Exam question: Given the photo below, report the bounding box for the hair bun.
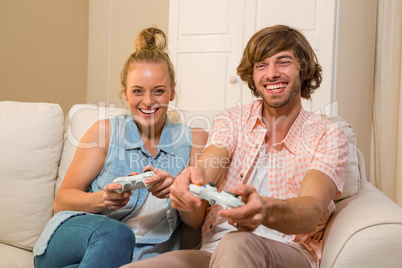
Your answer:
[134,27,168,52]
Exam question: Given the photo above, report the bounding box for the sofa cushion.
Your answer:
[325,116,360,200]
[55,104,128,192]
[0,101,64,251]
[0,243,34,268]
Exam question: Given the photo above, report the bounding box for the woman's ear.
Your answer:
[122,89,128,101]
[170,83,176,101]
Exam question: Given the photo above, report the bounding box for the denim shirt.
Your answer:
[33,114,192,262]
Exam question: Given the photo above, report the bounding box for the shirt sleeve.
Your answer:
[305,119,349,199]
[204,110,237,157]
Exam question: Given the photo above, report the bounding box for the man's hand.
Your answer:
[170,166,205,212]
[218,184,267,232]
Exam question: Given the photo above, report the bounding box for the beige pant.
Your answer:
[122,231,313,268]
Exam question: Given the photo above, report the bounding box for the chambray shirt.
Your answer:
[34,114,192,262]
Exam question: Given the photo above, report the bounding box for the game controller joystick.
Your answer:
[189,182,245,209]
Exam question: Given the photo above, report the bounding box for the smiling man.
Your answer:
[123,25,349,268]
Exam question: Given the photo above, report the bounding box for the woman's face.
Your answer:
[123,61,175,131]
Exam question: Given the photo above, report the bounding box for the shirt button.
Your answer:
[254,144,258,149]
[240,173,244,178]
[210,225,213,229]
[167,210,171,215]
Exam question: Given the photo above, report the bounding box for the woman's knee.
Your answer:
[93,217,136,249]
[68,215,135,251]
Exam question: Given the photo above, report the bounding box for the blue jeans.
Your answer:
[34,214,136,268]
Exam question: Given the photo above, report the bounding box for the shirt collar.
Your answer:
[247,100,266,130]
[249,100,307,155]
[124,115,174,156]
[281,108,308,155]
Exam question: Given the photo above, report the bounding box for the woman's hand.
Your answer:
[103,182,133,211]
[143,166,175,199]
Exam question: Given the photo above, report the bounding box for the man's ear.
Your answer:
[170,83,176,102]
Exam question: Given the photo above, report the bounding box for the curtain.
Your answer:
[370,0,402,205]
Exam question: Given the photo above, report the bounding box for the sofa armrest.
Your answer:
[321,181,402,267]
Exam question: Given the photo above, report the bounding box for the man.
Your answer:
[123,25,349,268]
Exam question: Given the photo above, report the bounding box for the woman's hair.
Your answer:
[120,27,175,94]
[237,25,322,100]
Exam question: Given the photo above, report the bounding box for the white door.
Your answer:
[168,0,247,111]
[169,0,337,115]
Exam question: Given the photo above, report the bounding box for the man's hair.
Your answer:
[237,25,322,100]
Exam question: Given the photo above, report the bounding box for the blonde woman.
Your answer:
[33,27,207,267]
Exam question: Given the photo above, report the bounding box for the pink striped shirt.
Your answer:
[202,100,349,264]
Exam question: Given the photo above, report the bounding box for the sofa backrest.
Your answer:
[0,101,64,251]
[58,104,360,201]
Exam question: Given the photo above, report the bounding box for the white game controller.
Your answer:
[113,171,156,193]
[189,182,245,209]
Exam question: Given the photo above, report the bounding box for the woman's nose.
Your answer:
[142,92,153,106]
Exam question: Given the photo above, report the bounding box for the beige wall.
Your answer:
[336,0,377,176]
[0,0,89,114]
[0,0,170,115]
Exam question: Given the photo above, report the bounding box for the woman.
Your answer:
[33,27,208,268]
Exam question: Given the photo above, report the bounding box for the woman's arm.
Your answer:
[53,119,131,214]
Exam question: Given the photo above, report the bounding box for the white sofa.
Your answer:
[1,101,402,268]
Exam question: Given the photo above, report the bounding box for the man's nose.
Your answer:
[266,64,280,81]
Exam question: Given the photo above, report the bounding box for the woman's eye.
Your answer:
[154,89,165,95]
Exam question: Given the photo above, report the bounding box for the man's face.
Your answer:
[252,50,301,109]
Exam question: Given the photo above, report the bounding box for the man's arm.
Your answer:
[219,169,337,234]
[171,144,230,229]
[263,169,337,234]
[196,144,230,187]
